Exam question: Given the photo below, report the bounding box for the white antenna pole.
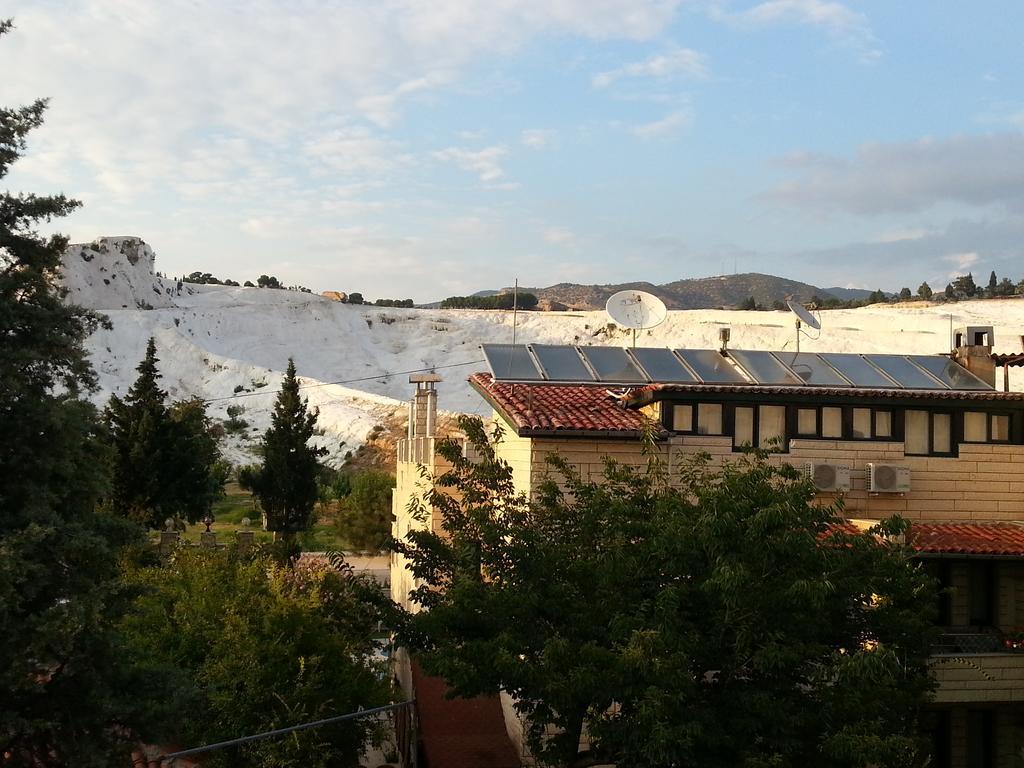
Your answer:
[795,318,801,353]
[512,278,518,345]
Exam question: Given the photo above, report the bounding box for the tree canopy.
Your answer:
[249,359,327,541]
[104,338,225,528]
[0,19,160,763]
[395,417,937,768]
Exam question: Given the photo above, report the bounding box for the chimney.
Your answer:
[952,325,996,387]
[408,374,442,438]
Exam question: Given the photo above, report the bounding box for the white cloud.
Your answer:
[592,47,709,89]
[768,133,1024,214]
[715,0,879,58]
[944,251,980,276]
[542,226,576,245]
[521,129,556,149]
[630,111,690,139]
[433,146,509,181]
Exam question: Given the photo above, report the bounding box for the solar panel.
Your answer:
[819,353,898,388]
[578,346,648,383]
[675,349,748,384]
[531,344,595,382]
[866,355,948,389]
[628,347,699,383]
[728,350,804,386]
[481,343,544,380]
[775,352,852,386]
[909,355,992,390]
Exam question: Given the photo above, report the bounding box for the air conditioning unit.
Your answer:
[866,463,911,493]
[804,462,851,492]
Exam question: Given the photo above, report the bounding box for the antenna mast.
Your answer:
[512,278,518,346]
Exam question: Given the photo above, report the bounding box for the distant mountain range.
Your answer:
[454,274,874,311]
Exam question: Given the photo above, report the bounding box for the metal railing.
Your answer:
[931,629,1011,655]
[159,700,416,765]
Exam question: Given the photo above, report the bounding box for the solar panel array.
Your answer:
[480,344,993,391]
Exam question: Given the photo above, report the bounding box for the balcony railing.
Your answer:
[931,628,1022,655]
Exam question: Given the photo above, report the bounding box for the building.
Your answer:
[392,327,1024,768]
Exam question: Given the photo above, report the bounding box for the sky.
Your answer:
[3,1,1024,302]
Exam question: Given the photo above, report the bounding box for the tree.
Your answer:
[0,20,165,763]
[898,287,912,300]
[917,281,933,300]
[120,548,393,768]
[105,339,224,528]
[250,359,327,544]
[334,470,394,551]
[256,274,281,289]
[988,270,997,295]
[348,291,364,304]
[395,417,937,768]
[951,273,977,298]
[739,296,757,310]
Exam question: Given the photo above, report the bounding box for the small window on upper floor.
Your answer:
[852,408,872,438]
[964,411,1011,443]
[697,403,724,435]
[906,409,954,456]
[759,405,786,451]
[673,404,693,433]
[822,407,843,438]
[796,408,817,436]
[875,410,893,439]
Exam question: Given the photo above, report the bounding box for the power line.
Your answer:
[200,359,486,405]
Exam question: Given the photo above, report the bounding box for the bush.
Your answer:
[439,292,538,310]
[334,470,394,551]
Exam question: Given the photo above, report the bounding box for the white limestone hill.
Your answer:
[60,237,1024,466]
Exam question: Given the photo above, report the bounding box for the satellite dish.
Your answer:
[606,290,667,347]
[786,299,821,331]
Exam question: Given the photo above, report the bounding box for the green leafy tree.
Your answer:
[250,359,327,543]
[105,339,224,528]
[899,286,913,300]
[256,274,281,289]
[951,273,977,298]
[739,295,757,310]
[334,470,394,551]
[120,548,393,768]
[0,20,166,763]
[348,291,364,304]
[917,281,933,300]
[395,417,937,768]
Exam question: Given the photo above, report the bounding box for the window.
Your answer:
[697,404,723,435]
[964,411,1011,443]
[796,408,817,436]
[905,410,954,456]
[968,562,996,627]
[966,709,994,768]
[852,408,872,438]
[875,410,893,438]
[905,410,929,455]
[964,411,987,442]
[759,405,786,450]
[734,407,754,448]
[672,404,693,432]
[822,407,843,438]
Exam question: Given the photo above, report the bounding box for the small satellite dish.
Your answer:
[606,290,668,347]
[786,299,821,331]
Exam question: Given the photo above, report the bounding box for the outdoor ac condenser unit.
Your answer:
[865,463,911,493]
[804,462,851,492]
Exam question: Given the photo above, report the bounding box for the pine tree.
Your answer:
[898,287,912,300]
[251,359,327,545]
[105,338,224,528]
[0,20,160,762]
[917,281,933,300]
[988,270,998,295]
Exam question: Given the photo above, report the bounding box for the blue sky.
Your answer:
[4,1,1024,301]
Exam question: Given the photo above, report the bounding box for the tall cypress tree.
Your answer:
[105,338,224,529]
[251,359,326,544]
[0,19,159,763]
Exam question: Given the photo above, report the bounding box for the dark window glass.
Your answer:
[531,345,594,381]
[481,343,544,380]
[676,349,748,384]
[968,562,996,627]
[966,709,994,768]
[630,347,698,383]
[579,346,647,383]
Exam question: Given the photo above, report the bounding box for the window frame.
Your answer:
[904,409,956,458]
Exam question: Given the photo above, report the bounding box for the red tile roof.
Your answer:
[626,382,1024,403]
[412,661,520,768]
[910,523,1024,556]
[469,373,664,437]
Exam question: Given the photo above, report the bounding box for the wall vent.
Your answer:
[804,462,851,492]
[866,463,911,493]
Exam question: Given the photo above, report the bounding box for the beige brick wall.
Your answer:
[492,430,1024,525]
[933,655,1024,703]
